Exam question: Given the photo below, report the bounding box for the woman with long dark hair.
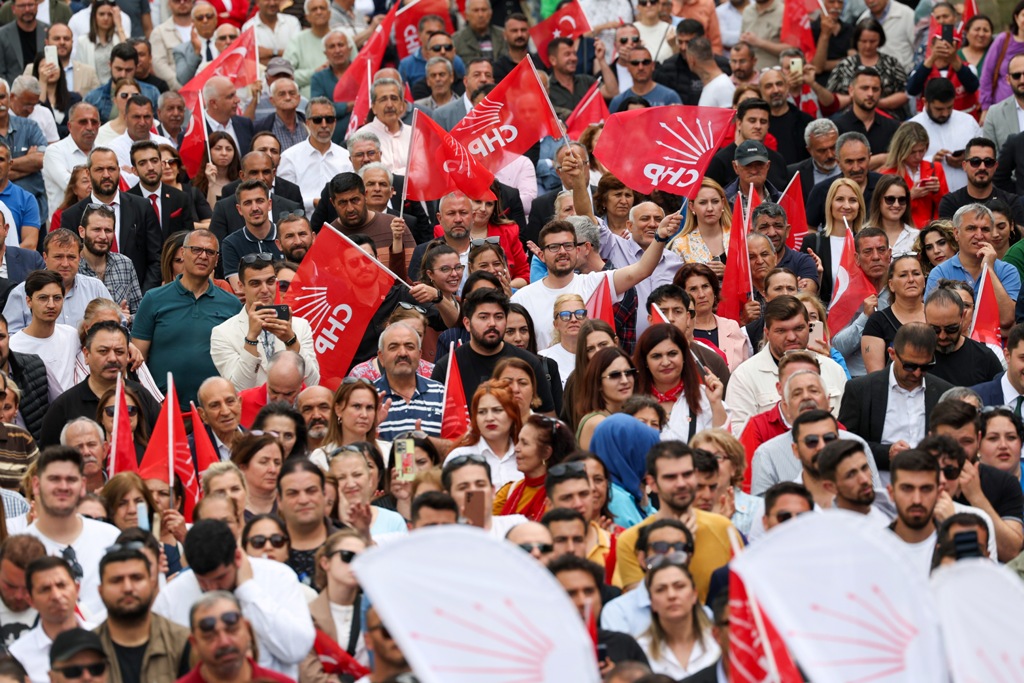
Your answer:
[192,131,241,208]
[562,319,620,429]
[575,347,636,450]
[865,174,919,255]
[30,54,81,138]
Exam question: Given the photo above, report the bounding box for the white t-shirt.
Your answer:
[511,271,619,350]
[10,324,81,394]
[894,530,937,578]
[329,603,369,666]
[698,73,737,108]
[538,344,576,389]
[0,601,36,651]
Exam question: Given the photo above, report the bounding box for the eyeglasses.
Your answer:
[518,542,553,554]
[193,11,216,20]
[309,115,337,124]
[197,610,243,633]
[428,263,465,275]
[117,92,136,99]
[470,236,501,247]
[649,541,693,555]
[51,663,107,679]
[186,245,218,257]
[603,368,638,382]
[429,43,454,52]
[556,309,588,322]
[629,58,653,66]
[801,432,839,448]
[278,209,305,221]
[774,510,810,523]
[240,252,275,265]
[278,280,290,292]
[895,353,936,373]
[446,453,487,469]
[966,157,996,168]
[161,158,180,167]
[618,36,642,44]
[103,405,138,417]
[327,548,358,563]
[548,461,587,478]
[930,323,961,336]
[882,195,908,206]
[248,533,289,550]
[941,465,961,480]
[647,550,691,571]
[542,241,578,253]
[62,546,83,581]
[1009,71,1024,80]
[398,301,427,313]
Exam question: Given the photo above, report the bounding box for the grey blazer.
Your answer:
[0,21,46,84]
[430,98,468,131]
[983,96,1022,154]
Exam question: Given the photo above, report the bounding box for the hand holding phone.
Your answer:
[464,490,486,528]
[395,439,416,481]
[256,304,291,320]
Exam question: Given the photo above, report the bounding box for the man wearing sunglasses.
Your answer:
[46,629,109,683]
[277,98,353,216]
[839,323,953,475]
[981,53,1024,152]
[924,287,1005,387]
[399,17,465,93]
[154,520,315,678]
[609,47,682,112]
[940,138,1024,225]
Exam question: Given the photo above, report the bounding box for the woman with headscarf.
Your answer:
[589,413,662,528]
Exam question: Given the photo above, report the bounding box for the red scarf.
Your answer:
[651,381,685,404]
[501,474,548,521]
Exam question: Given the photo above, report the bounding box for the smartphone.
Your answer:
[789,57,803,74]
[941,24,954,43]
[45,45,58,66]
[464,490,486,528]
[137,502,150,532]
[950,149,964,157]
[808,320,825,347]
[596,643,608,662]
[395,438,416,481]
[256,304,291,320]
[953,530,982,560]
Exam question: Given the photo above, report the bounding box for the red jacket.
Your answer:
[881,161,948,228]
[176,658,295,683]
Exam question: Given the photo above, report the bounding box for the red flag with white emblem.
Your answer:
[565,78,610,140]
[530,0,591,67]
[108,374,138,477]
[394,0,454,59]
[970,265,1002,346]
[406,110,495,200]
[827,227,876,333]
[593,105,735,198]
[333,0,399,101]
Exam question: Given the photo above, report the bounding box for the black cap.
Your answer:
[50,629,106,666]
[734,140,770,166]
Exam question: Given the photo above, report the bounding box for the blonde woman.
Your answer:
[690,429,764,537]
[879,122,948,228]
[668,178,731,280]
[539,294,587,388]
[800,177,866,305]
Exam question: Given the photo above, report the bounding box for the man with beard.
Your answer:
[39,320,160,447]
[328,172,414,276]
[493,14,540,83]
[108,98,174,187]
[153,520,314,678]
[210,151,304,252]
[76,204,142,316]
[0,534,46,649]
[818,438,895,523]
[95,545,190,682]
[804,132,882,231]
[373,322,444,440]
[43,103,99,220]
[221,181,284,292]
[297,386,333,451]
[614,442,734,600]
[941,138,1023,223]
[59,418,108,492]
[923,287,1004,387]
[274,214,314,264]
[784,409,842,510]
[24,447,121,621]
[431,288,557,414]
[982,53,1024,151]
[908,79,980,193]
[887,449,942,576]
[277,98,353,215]
[829,67,899,170]
[125,139,192,241]
[751,203,819,292]
[359,606,412,683]
[759,67,814,165]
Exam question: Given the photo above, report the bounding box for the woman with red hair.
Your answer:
[443,381,524,489]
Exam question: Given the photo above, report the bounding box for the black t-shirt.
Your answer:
[597,629,649,667]
[431,342,556,413]
[938,186,1024,225]
[288,547,318,586]
[862,307,903,350]
[829,110,901,159]
[769,107,815,166]
[930,338,1004,386]
[18,28,36,74]
[811,18,854,86]
[957,464,1024,522]
[113,642,148,683]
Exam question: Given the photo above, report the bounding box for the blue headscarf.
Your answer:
[589,413,661,512]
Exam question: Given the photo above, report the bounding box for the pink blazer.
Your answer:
[715,315,751,370]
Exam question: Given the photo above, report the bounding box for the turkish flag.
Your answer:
[650,302,671,326]
[394,0,453,59]
[283,225,397,389]
[138,378,203,521]
[178,95,208,178]
[314,629,371,678]
[779,173,809,251]
[530,0,591,67]
[440,342,471,440]
[593,105,735,198]
[345,61,372,140]
[450,58,563,175]
[960,0,977,28]
[728,568,802,683]
[585,275,616,330]
[189,401,220,475]
[718,193,755,322]
[780,0,818,60]
[178,26,258,107]
[406,110,495,201]
[970,265,1002,347]
[108,374,138,478]
[565,79,610,140]
[334,1,399,102]
[827,228,875,333]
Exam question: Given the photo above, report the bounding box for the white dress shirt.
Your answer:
[355,119,411,175]
[9,617,97,683]
[108,130,175,187]
[277,138,354,214]
[88,191,123,249]
[243,12,301,55]
[28,106,59,144]
[909,109,982,193]
[880,364,926,446]
[42,135,89,217]
[206,113,239,150]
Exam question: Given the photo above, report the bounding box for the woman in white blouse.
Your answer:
[443,380,523,489]
[76,0,127,84]
[540,294,587,388]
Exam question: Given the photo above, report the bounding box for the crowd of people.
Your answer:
[0,0,1017,680]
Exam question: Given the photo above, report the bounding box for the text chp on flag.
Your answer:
[394,0,453,59]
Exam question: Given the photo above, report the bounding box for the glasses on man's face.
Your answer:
[542,241,578,253]
[618,35,641,44]
[774,510,809,523]
[103,405,138,417]
[309,115,337,124]
[895,353,936,373]
[428,263,465,275]
[248,533,288,550]
[801,432,838,448]
[941,464,961,480]
[602,368,637,382]
[429,43,455,52]
[556,309,587,322]
[1009,71,1024,80]
[518,542,553,554]
[51,663,107,679]
[187,245,218,257]
[629,58,653,66]
[930,323,961,336]
[966,157,996,168]
[882,195,908,206]
[197,610,243,633]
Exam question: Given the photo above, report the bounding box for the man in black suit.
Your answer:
[787,118,841,204]
[126,140,193,241]
[0,212,44,285]
[59,148,162,291]
[199,75,255,156]
[838,323,953,473]
[218,131,305,206]
[805,131,881,229]
[210,152,303,248]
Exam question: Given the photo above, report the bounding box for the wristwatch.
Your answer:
[654,231,671,243]
[433,288,443,303]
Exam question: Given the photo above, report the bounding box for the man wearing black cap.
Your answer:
[724,139,783,207]
[49,628,109,683]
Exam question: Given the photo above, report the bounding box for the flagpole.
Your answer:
[167,373,175,511]
[198,92,212,163]
[328,223,412,288]
[654,23,671,64]
[441,340,455,429]
[527,55,573,149]
[110,374,123,480]
[572,76,603,120]
[400,109,417,220]
[970,264,987,336]
[745,182,754,297]
[395,0,422,15]
[779,169,799,201]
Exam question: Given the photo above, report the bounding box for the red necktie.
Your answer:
[108,203,118,253]
[149,193,161,227]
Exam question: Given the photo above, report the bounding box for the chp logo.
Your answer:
[459,101,518,157]
[440,134,478,175]
[289,285,354,354]
[645,115,721,192]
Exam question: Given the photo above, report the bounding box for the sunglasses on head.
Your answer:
[240,252,275,265]
[197,610,243,633]
[470,236,501,247]
[396,430,429,440]
[603,368,637,382]
[801,432,838,448]
[446,453,487,469]
[278,209,305,221]
[398,301,427,313]
[556,309,587,322]
[882,195,908,206]
[342,376,375,387]
[103,405,138,417]
[966,157,996,168]
[248,533,288,550]
[52,663,107,679]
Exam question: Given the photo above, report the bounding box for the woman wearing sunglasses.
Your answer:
[861,254,926,374]
[576,347,637,451]
[494,415,576,522]
[562,320,620,429]
[96,385,150,465]
[309,379,390,471]
[242,514,318,601]
[540,294,587,389]
[638,557,720,678]
[445,381,523,489]
[865,175,920,256]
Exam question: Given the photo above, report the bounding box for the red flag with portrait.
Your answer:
[529,0,591,67]
[406,110,495,200]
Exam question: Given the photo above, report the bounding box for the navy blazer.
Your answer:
[971,374,1008,407]
[178,116,255,157]
[4,246,45,284]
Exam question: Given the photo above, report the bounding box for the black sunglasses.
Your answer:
[966,157,996,168]
[105,541,145,554]
[618,36,642,44]
[309,115,337,124]
[649,540,693,555]
[896,353,936,373]
[882,195,908,206]
[930,323,961,336]
[197,610,243,633]
[248,533,289,550]
[396,430,429,440]
[52,663,107,679]
[428,43,454,52]
[327,549,358,563]
[446,453,487,469]
[629,58,653,66]
[802,432,839,448]
[103,405,138,417]
[548,461,587,478]
[941,465,961,480]
[518,542,553,554]
[775,510,809,523]
[240,252,275,265]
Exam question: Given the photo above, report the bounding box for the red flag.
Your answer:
[108,375,138,478]
[345,61,372,140]
[565,79,610,140]
[450,58,563,175]
[406,110,496,201]
[728,568,802,683]
[827,228,875,333]
[718,193,755,322]
[314,629,371,678]
[178,26,258,107]
[284,225,398,389]
[403,81,414,104]
[970,265,1002,346]
[440,342,471,440]
[394,0,453,59]
[178,95,208,178]
[189,401,221,475]
[960,0,977,28]
[593,105,735,198]
[585,275,616,330]
[333,1,399,102]
[529,0,591,67]
[650,302,671,326]
[138,379,203,521]
[779,173,809,251]
[780,0,818,60]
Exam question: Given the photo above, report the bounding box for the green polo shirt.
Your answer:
[132,276,242,408]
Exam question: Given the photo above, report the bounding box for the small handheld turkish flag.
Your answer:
[530,0,591,67]
[827,225,876,333]
[970,265,1002,347]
